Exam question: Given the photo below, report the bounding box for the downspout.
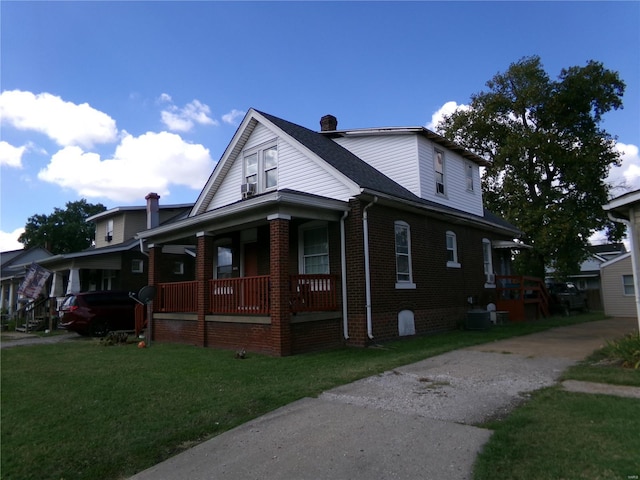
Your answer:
[608,212,640,332]
[340,210,349,339]
[363,196,378,339]
[139,239,149,256]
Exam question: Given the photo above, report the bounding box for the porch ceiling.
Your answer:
[137,190,349,245]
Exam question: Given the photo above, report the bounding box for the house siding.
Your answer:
[601,255,635,317]
[334,135,420,194]
[416,137,483,217]
[207,122,353,211]
[336,135,483,217]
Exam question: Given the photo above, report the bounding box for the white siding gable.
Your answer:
[334,135,420,194]
[417,136,483,216]
[336,134,484,217]
[205,121,354,211]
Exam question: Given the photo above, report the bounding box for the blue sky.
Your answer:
[1,1,639,250]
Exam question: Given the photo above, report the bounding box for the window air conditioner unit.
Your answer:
[486,273,495,284]
[241,182,256,198]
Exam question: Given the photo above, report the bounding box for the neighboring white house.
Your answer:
[600,252,635,317]
[603,189,640,329]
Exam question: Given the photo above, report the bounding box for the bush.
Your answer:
[603,333,640,369]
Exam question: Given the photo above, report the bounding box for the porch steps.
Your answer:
[15,316,47,333]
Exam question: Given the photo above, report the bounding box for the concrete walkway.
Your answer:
[129,317,637,480]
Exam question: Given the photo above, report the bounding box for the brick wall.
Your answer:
[153,318,199,345]
[347,201,506,343]
[206,321,273,354]
[291,317,343,354]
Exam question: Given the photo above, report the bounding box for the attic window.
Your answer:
[434,149,445,196]
[105,219,114,242]
[466,163,474,191]
[243,142,278,194]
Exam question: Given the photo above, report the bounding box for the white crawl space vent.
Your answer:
[398,310,415,336]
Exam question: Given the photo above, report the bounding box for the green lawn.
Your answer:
[474,330,640,480]
[1,312,635,480]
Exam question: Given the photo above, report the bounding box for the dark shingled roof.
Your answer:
[257,110,520,234]
[258,111,420,202]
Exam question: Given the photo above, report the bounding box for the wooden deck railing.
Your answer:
[496,275,550,321]
[209,275,270,314]
[290,274,339,312]
[155,274,340,315]
[156,281,197,312]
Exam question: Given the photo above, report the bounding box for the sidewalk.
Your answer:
[129,317,637,480]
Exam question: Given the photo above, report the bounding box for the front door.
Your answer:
[242,243,260,310]
[243,243,258,277]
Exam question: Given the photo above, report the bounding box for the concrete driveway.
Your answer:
[124,317,634,480]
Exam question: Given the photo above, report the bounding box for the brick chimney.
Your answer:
[145,192,160,229]
[320,114,338,132]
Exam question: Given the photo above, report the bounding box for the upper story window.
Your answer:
[466,163,474,191]
[105,219,114,242]
[434,149,445,196]
[623,275,634,296]
[300,223,329,274]
[482,238,495,286]
[446,231,460,268]
[243,142,278,194]
[395,221,415,289]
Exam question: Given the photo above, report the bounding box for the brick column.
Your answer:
[269,215,291,356]
[196,232,214,347]
[345,199,368,346]
[148,244,162,342]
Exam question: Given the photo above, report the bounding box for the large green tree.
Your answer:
[438,56,626,279]
[18,199,107,254]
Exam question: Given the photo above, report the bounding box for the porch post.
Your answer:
[196,232,214,347]
[66,268,80,294]
[8,282,16,315]
[268,214,291,356]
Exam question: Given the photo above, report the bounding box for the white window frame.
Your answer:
[483,238,495,287]
[622,274,634,296]
[101,269,116,290]
[446,231,460,268]
[243,140,278,194]
[465,162,474,192]
[173,261,185,275]
[105,219,114,242]
[131,259,144,273]
[395,221,416,289]
[214,239,233,279]
[434,149,446,196]
[298,221,329,275]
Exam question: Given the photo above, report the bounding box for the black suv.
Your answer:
[546,282,588,316]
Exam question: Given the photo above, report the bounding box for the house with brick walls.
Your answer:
[136,109,524,356]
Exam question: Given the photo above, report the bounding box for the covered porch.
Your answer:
[142,191,351,356]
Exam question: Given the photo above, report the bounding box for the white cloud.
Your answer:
[159,97,218,132]
[607,142,640,194]
[0,141,26,168]
[0,90,118,148]
[37,131,215,202]
[425,101,470,131]
[0,227,25,252]
[222,109,245,126]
